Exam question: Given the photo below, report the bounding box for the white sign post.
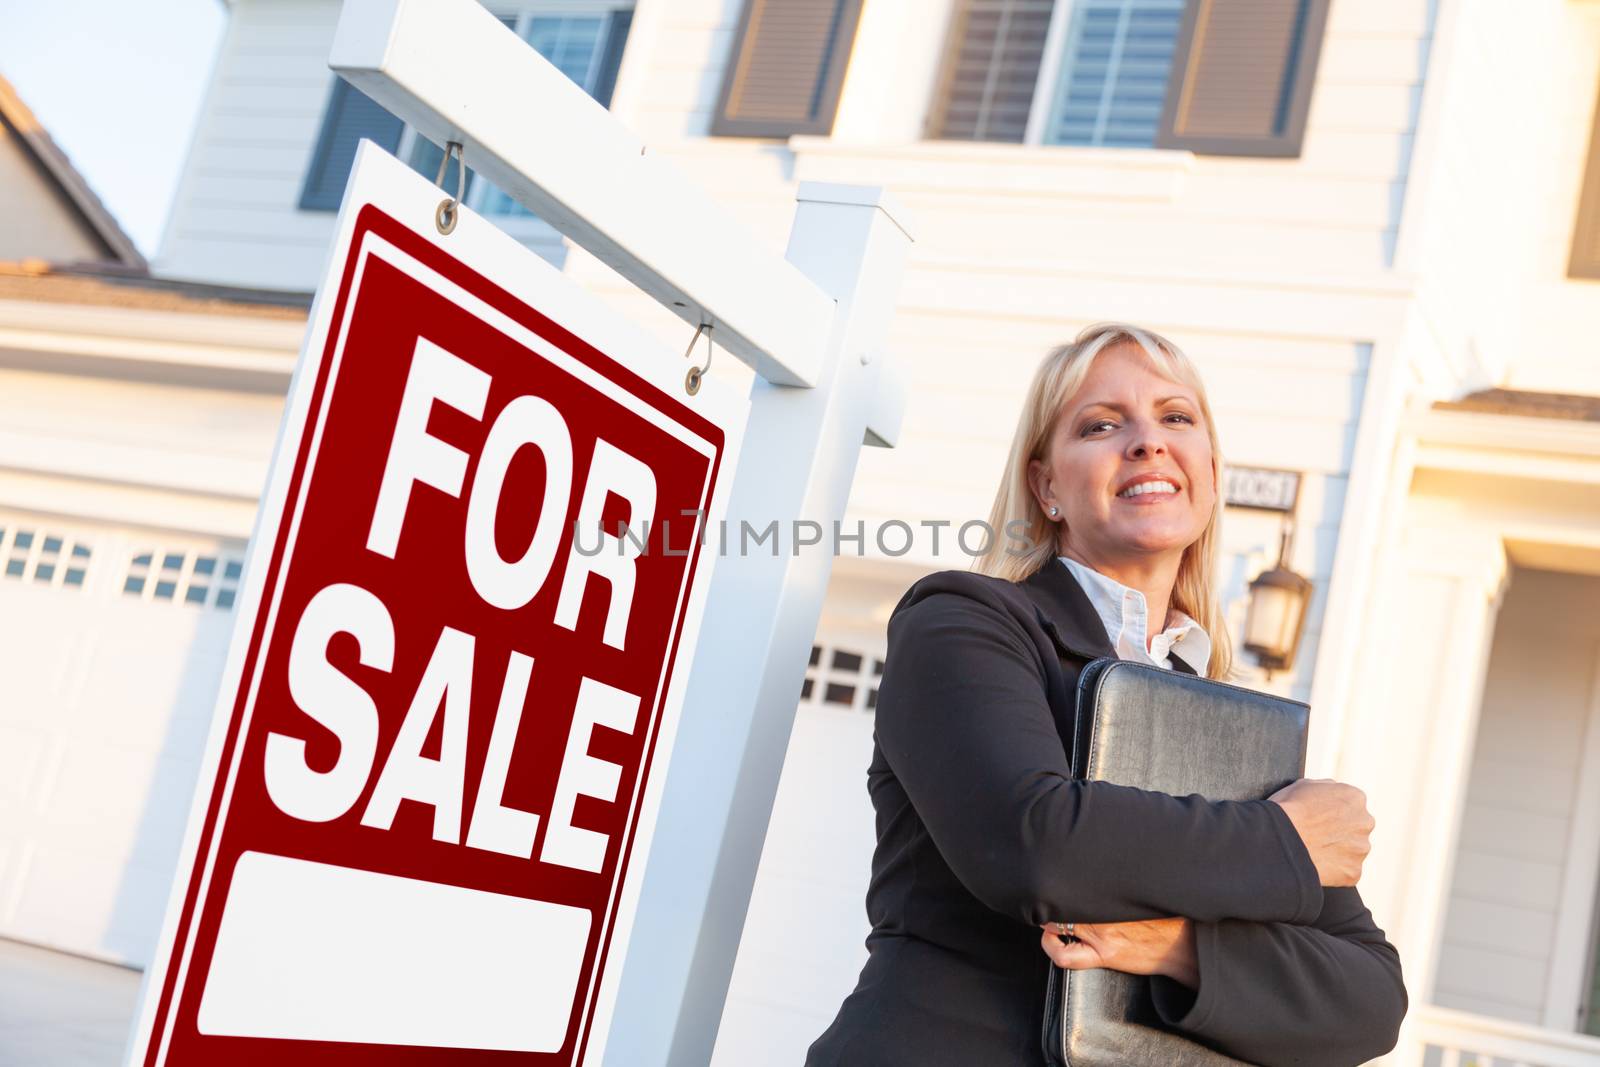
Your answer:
[326,3,912,1065]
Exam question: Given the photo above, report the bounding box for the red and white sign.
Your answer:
[126,143,744,1066]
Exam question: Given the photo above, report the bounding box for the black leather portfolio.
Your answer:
[1042,658,1310,1067]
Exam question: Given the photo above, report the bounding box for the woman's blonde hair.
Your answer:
[973,322,1233,680]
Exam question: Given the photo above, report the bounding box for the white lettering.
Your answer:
[464,651,541,859]
[361,626,475,843]
[367,338,489,558]
[554,438,656,650]
[464,395,573,610]
[265,583,394,823]
[540,677,640,873]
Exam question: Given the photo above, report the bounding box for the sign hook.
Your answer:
[433,141,465,235]
[682,322,714,396]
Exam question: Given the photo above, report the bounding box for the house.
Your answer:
[5,1,1600,1064]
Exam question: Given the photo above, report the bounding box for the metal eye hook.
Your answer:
[434,140,465,235]
[682,322,714,396]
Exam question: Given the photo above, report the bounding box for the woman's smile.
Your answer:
[1114,476,1182,503]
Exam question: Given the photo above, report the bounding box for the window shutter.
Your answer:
[1155,0,1330,158]
[1570,83,1600,280]
[711,0,865,138]
[298,79,404,211]
[929,0,1055,143]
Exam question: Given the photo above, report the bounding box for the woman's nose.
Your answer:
[1126,426,1167,460]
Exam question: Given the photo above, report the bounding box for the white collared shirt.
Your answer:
[1057,556,1212,674]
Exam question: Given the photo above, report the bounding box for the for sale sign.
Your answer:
[126,143,743,1066]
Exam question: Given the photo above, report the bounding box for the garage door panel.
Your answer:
[73,636,224,745]
[9,841,135,956]
[0,611,77,726]
[41,744,167,836]
[0,723,47,807]
[0,509,246,965]
[98,859,176,965]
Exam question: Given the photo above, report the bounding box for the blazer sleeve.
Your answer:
[874,586,1323,927]
[1148,888,1408,1067]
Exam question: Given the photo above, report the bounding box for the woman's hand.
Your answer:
[1040,917,1199,989]
[1268,778,1375,887]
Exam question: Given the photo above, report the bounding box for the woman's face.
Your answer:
[1028,342,1216,569]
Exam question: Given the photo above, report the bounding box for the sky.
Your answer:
[0,0,227,257]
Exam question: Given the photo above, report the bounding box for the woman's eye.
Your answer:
[1164,412,1195,425]
[1081,419,1115,436]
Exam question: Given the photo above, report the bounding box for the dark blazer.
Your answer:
[804,561,1406,1066]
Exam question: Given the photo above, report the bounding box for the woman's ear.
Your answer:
[1026,457,1054,517]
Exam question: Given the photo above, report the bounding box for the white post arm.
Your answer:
[328,0,834,387]
[600,186,913,1067]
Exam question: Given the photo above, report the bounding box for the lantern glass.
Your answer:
[1243,566,1313,670]
[1244,582,1297,656]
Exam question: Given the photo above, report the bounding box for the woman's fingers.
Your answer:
[1040,928,1105,970]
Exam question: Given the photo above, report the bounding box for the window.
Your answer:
[1043,0,1187,147]
[930,0,1331,157]
[468,8,634,216]
[123,548,244,611]
[929,0,1055,142]
[0,525,93,589]
[799,642,884,712]
[300,3,633,216]
[299,80,405,212]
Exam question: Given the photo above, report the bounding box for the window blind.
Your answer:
[298,80,404,212]
[930,0,1055,143]
[1044,0,1187,147]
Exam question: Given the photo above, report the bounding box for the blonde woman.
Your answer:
[806,324,1405,1066]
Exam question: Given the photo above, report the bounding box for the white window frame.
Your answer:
[395,0,633,242]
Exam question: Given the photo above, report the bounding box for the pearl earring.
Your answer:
[1048,506,1059,517]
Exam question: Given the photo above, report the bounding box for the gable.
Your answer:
[0,77,144,269]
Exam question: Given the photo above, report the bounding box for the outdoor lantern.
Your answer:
[1243,527,1314,674]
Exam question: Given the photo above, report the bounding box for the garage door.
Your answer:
[714,637,885,1066]
[0,509,245,966]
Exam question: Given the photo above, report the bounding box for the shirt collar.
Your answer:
[1055,556,1212,674]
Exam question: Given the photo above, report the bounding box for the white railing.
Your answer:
[1392,1004,1600,1067]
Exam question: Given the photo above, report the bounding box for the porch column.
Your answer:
[1333,524,1507,1062]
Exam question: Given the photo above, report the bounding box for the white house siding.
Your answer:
[1434,568,1600,1027]
[154,0,344,290]
[1399,0,1600,397]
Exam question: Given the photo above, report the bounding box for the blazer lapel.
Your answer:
[1019,558,1117,663]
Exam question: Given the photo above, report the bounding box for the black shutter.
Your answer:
[1570,82,1600,280]
[928,0,1055,143]
[1155,0,1331,158]
[711,0,865,138]
[298,79,404,211]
